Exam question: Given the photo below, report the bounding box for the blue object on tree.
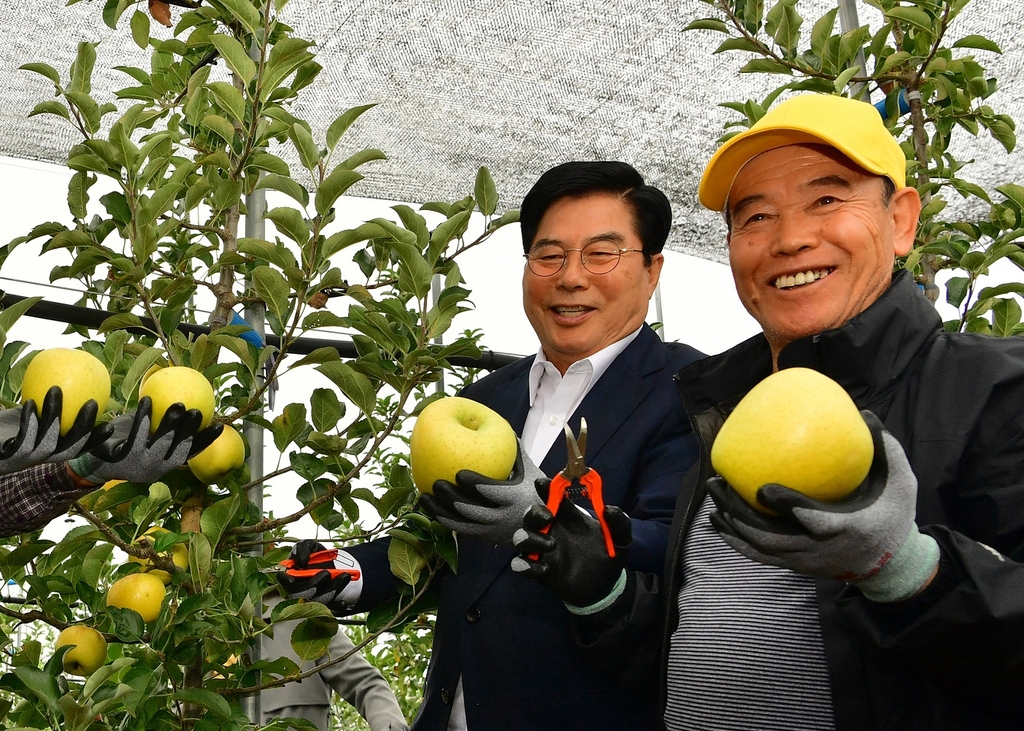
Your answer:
[230,311,266,348]
[874,89,912,121]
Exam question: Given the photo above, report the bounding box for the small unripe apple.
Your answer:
[55,625,108,676]
[106,572,167,623]
[138,366,215,433]
[21,348,111,435]
[409,396,517,494]
[187,425,245,484]
[711,367,874,512]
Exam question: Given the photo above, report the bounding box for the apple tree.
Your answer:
[0,0,517,728]
[688,0,1024,334]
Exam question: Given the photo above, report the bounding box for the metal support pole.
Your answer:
[838,0,870,101]
[240,183,266,726]
[432,273,446,393]
[654,281,665,341]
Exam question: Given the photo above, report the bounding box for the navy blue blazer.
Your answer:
[349,325,703,730]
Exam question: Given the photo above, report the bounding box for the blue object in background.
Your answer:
[230,311,266,348]
[874,88,912,121]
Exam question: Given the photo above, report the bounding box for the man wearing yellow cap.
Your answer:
[511,93,1024,729]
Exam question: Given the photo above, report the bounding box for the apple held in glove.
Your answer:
[711,367,874,512]
[139,366,215,433]
[188,425,245,484]
[21,348,110,435]
[410,396,518,494]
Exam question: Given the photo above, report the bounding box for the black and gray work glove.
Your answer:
[66,396,222,485]
[510,488,631,611]
[418,442,546,547]
[708,410,940,603]
[276,540,356,608]
[0,387,108,474]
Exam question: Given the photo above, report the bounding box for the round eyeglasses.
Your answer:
[524,242,645,276]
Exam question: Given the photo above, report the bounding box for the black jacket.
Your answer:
[578,272,1024,730]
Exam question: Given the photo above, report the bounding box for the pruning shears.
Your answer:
[532,418,616,558]
[277,548,362,581]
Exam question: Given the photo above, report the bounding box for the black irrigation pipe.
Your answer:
[0,292,521,372]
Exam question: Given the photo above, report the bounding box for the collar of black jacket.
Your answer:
[676,269,942,416]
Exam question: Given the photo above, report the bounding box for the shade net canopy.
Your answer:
[1,0,1022,262]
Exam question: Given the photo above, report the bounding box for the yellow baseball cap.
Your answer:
[698,94,907,211]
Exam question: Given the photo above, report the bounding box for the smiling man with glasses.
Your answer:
[279,161,705,730]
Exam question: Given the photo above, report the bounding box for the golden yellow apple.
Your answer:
[187,425,245,484]
[55,625,107,676]
[106,572,167,623]
[711,367,874,512]
[138,366,215,433]
[21,348,111,435]
[128,526,188,584]
[409,396,517,494]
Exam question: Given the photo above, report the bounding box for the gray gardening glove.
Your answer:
[66,396,222,485]
[0,386,108,474]
[708,410,939,603]
[418,442,546,547]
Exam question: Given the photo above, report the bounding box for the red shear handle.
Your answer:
[579,471,615,558]
[526,475,572,560]
[279,548,338,569]
[283,568,361,580]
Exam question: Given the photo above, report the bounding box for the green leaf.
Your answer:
[997,184,1024,210]
[173,688,232,719]
[69,41,97,95]
[290,616,338,661]
[0,297,41,337]
[28,100,71,121]
[387,535,426,586]
[67,171,94,220]
[130,9,150,49]
[316,361,377,415]
[765,0,802,55]
[13,666,61,717]
[877,50,913,76]
[200,493,241,551]
[202,113,237,143]
[326,103,377,151]
[810,8,837,59]
[208,81,246,124]
[834,65,861,93]
[19,62,61,86]
[945,276,971,307]
[256,174,309,207]
[886,6,934,34]
[474,166,498,216]
[337,148,387,170]
[265,206,310,245]
[430,210,472,251]
[251,265,292,327]
[289,123,320,170]
[992,298,1022,337]
[98,313,147,334]
[315,167,363,215]
[262,38,315,96]
[715,37,763,54]
[210,0,263,36]
[211,33,257,84]
[952,35,1001,54]
[120,346,164,399]
[288,347,341,369]
[738,58,794,75]
[290,451,327,481]
[248,151,290,176]
[310,387,342,431]
[682,18,729,33]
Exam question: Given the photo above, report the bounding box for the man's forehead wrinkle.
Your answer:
[806,174,854,190]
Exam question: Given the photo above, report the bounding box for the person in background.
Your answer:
[261,594,408,731]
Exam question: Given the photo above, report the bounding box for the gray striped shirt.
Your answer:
[665,496,836,730]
